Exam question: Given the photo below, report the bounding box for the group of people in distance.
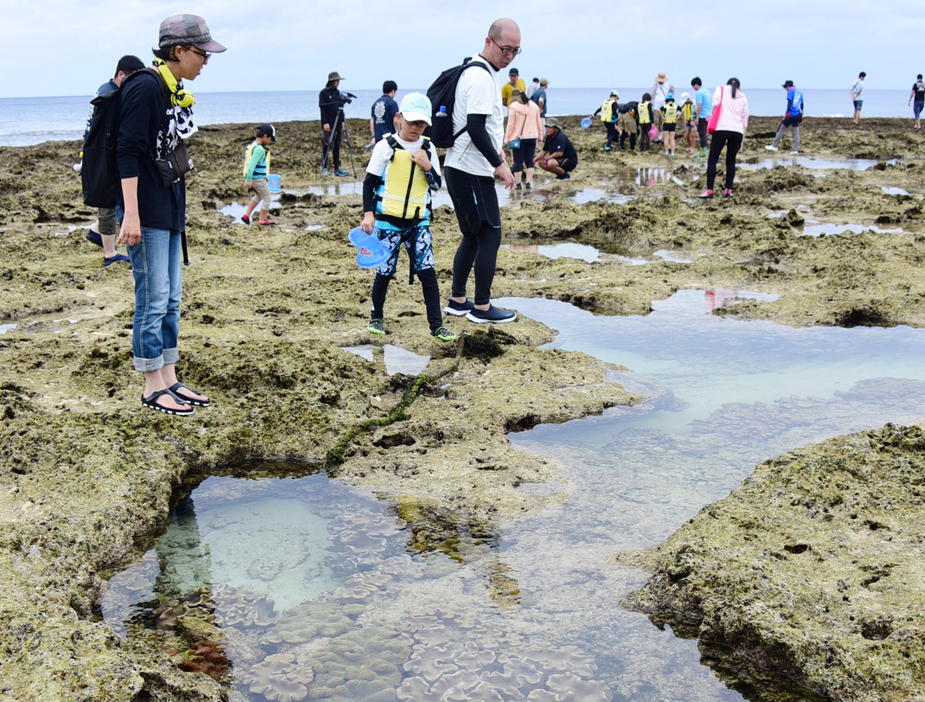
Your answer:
[83,12,925,418]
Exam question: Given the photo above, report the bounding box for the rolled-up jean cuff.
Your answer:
[134,354,165,373]
[163,347,179,365]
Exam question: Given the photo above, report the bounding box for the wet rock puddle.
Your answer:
[103,290,925,701]
[341,344,430,376]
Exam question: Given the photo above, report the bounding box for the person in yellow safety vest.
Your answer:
[359,92,456,343]
[661,93,679,157]
[241,123,276,225]
[680,92,697,155]
[593,90,620,151]
[638,93,654,152]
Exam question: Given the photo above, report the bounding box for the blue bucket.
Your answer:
[580,117,593,130]
[348,227,390,268]
[267,174,281,193]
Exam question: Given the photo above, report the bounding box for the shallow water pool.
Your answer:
[104,291,925,701]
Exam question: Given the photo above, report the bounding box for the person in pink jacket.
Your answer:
[699,77,749,199]
[504,88,543,189]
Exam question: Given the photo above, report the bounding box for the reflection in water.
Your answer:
[496,293,925,697]
[219,199,281,223]
[341,343,430,376]
[882,186,909,196]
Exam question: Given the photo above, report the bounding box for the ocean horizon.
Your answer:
[0,87,915,148]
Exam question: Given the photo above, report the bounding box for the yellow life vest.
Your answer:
[663,102,679,125]
[242,141,271,178]
[600,99,615,123]
[682,102,694,122]
[376,135,432,223]
[638,101,652,125]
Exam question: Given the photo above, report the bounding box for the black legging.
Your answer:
[451,223,502,306]
[706,130,744,191]
[446,167,503,306]
[371,268,443,331]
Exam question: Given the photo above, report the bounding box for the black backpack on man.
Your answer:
[425,58,492,149]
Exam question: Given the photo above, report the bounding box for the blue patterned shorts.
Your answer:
[374,224,435,277]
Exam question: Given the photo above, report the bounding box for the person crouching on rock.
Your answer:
[117,14,225,415]
[536,117,578,180]
[359,93,456,344]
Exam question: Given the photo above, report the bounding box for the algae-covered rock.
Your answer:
[616,422,925,701]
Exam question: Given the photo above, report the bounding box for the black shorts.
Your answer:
[559,158,577,173]
[445,166,501,236]
[663,123,676,132]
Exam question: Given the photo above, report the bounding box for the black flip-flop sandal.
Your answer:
[168,382,211,407]
[141,389,194,416]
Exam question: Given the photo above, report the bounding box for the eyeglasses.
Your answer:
[189,47,210,63]
[490,38,522,57]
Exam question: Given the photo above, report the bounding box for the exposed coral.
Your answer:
[175,641,232,681]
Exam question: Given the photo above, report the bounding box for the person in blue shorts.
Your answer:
[909,74,924,131]
[851,72,865,125]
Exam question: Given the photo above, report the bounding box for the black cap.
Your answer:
[256,124,276,142]
[509,67,519,75]
[782,80,794,88]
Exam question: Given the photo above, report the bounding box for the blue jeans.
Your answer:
[128,226,182,372]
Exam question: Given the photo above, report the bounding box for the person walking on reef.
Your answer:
[699,77,748,199]
[851,72,866,125]
[83,55,145,267]
[909,74,924,131]
[765,80,803,155]
[443,18,519,324]
[650,72,673,142]
[594,91,620,151]
[691,77,712,158]
[320,71,349,176]
[501,67,525,108]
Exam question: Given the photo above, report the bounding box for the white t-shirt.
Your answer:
[445,55,503,177]
[366,133,442,178]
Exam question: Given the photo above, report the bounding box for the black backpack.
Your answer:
[425,57,492,148]
[81,68,165,208]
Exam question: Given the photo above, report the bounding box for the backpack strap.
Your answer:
[452,60,493,142]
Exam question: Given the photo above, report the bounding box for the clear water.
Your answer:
[882,186,910,196]
[739,156,887,171]
[341,343,430,376]
[104,290,925,701]
[505,242,603,263]
[800,223,903,237]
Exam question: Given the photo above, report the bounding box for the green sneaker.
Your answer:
[368,319,386,335]
[431,326,457,342]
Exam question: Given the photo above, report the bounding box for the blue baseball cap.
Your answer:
[399,92,432,126]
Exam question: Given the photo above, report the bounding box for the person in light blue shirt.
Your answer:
[691,77,712,158]
[766,80,804,154]
[851,71,865,124]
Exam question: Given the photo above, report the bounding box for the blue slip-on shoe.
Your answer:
[103,253,130,266]
[335,168,350,177]
[86,230,103,248]
[444,299,474,317]
[466,305,516,324]
[322,167,332,176]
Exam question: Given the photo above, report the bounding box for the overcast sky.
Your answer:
[4,0,922,98]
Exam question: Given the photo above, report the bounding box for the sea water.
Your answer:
[1,88,912,147]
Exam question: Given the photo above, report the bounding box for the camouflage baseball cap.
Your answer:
[159,14,227,53]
